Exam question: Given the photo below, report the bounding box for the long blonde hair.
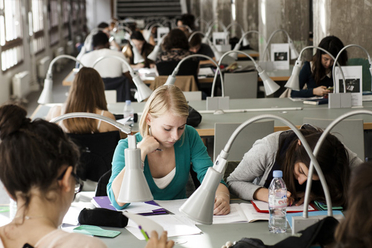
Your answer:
[139,85,189,137]
[64,67,108,133]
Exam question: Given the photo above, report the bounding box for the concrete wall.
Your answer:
[313,0,372,59]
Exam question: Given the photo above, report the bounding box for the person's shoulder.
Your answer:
[38,230,107,248]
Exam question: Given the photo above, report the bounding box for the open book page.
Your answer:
[240,203,269,223]
[212,203,249,224]
[251,200,315,213]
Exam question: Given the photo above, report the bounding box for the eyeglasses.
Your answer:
[57,168,83,194]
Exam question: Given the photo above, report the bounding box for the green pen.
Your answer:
[139,225,149,241]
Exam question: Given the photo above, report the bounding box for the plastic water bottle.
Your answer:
[268,170,288,233]
[123,100,134,126]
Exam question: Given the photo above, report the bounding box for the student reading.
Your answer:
[290,36,348,98]
[0,104,174,248]
[226,124,362,207]
[107,85,230,215]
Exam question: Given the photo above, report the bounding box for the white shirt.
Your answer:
[79,48,129,78]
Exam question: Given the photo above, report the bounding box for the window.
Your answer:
[62,0,70,38]
[0,0,24,72]
[31,0,45,54]
[49,0,59,45]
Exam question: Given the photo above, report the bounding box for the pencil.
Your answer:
[138,225,149,241]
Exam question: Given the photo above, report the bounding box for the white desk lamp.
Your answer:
[38,55,85,104]
[129,39,145,64]
[163,54,226,113]
[229,30,260,60]
[293,109,372,233]
[217,50,280,96]
[262,29,299,61]
[147,35,166,61]
[92,55,153,102]
[207,39,223,61]
[50,113,153,202]
[285,46,346,91]
[144,23,165,43]
[179,114,326,225]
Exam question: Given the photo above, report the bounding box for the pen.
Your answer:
[138,225,149,241]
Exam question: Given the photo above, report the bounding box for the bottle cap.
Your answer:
[125,100,131,105]
[273,170,283,178]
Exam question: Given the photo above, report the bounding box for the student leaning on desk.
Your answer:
[108,85,231,215]
[227,124,362,208]
[0,104,174,248]
[290,36,348,98]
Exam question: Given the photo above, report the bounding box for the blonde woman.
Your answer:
[108,85,230,215]
[47,67,118,134]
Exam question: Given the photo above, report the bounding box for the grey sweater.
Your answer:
[226,131,362,201]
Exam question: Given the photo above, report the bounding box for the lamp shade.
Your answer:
[259,69,281,96]
[147,35,166,61]
[38,55,84,104]
[130,40,145,64]
[179,167,222,224]
[38,78,53,104]
[284,60,302,90]
[92,55,153,102]
[180,114,329,224]
[118,135,153,202]
[289,39,299,59]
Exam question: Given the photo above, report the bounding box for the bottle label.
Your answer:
[269,194,287,208]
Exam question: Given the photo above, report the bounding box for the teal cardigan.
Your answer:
[107,125,224,210]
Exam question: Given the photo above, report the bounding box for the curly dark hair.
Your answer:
[162,29,189,51]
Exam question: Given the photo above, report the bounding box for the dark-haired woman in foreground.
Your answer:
[0,104,173,248]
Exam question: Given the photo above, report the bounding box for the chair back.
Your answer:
[151,75,198,91]
[67,131,120,183]
[213,121,274,162]
[102,76,131,102]
[223,71,258,99]
[105,90,117,103]
[303,117,365,161]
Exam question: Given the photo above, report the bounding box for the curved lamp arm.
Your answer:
[164,54,224,97]
[180,114,327,225]
[304,109,372,217]
[205,19,228,40]
[262,29,298,61]
[229,30,261,60]
[285,46,346,92]
[38,55,85,104]
[50,112,132,134]
[144,23,165,42]
[332,44,372,94]
[188,31,205,42]
[92,55,153,102]
[129,39,145,64]
[226,21,245,36]
[216,50,280,96]
[195,18,209,31]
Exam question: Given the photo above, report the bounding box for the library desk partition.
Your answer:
[32,98,372,138]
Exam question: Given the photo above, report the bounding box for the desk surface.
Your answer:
[33,98,372,137]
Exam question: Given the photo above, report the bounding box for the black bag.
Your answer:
[187,105,202,127]
[78,208,128,228]
[230,216,339,248]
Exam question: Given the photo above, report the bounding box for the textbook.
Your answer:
[303,98,328,105]
[251,200,316,213]
[212,203,269,224]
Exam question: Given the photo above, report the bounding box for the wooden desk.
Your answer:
[32,99,372,138]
